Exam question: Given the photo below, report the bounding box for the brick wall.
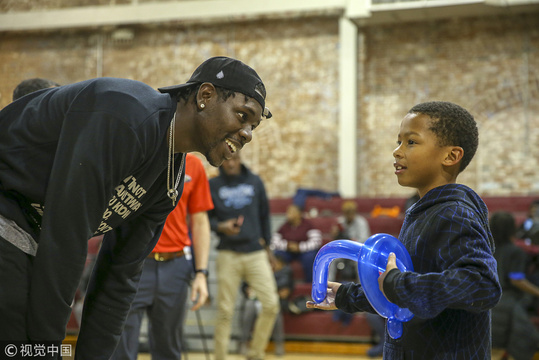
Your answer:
[1,8,538,199]
[357,14,539,197]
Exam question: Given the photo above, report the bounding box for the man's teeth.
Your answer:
[225,139,237,153]
[396,166,403,170]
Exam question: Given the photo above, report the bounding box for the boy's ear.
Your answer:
[443,146,464,167]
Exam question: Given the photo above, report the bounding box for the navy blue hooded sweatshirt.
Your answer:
[0,78,184,358]
[335,184,501,359]
[209,164,271,252]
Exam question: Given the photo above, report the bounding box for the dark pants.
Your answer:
[274,250,317,282]
[0,235,33,340]
[111,255,192,360]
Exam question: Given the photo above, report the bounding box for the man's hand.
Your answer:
[378,252,397,299]
[217,216,243,236]
[305,281,342,310]
[190,273,209,311]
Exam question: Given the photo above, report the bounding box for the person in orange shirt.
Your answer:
[112,153,214,360]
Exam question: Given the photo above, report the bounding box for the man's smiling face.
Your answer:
[197,88,262,167]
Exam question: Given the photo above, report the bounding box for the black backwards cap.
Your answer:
[158,56,272,118]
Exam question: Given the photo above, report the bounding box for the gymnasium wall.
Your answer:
[1,4,538,199]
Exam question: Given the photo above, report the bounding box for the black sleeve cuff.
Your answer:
[335,282,353,310]
[383,268,402,304]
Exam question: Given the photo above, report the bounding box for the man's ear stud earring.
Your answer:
[200,103,205,109]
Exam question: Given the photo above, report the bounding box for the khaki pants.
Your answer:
[214,250,279,360]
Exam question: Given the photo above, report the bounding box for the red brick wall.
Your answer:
[1,10,538,199]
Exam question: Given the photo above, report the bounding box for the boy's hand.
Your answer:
[305,281,342,310]
[378,253,397,299]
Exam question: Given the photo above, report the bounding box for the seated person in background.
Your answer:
[491,211,539,360]
[330,201,384,358]
[331,200,371,243]
[515,199,539,309]
[273,252,295,314]
[516,199,539,245]
[271,204,322,282]
[330,200,371,282]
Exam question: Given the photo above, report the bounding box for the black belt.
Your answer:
[148,250,185,261]
[0,189,42,235]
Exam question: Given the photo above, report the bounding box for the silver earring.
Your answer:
[200,103,205,109]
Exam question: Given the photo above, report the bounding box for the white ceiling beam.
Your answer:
[371,0,484,11]
[485,0,539,5]
[0,0,346,31]
[345,0,371,18]
[352,0,539,25]
[1,0,538,32]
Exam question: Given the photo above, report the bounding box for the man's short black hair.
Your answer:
[409,101,478,173]
[13,78,60,101]
[176,83,249,106]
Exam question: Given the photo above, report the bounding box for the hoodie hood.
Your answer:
[405,183,493,250]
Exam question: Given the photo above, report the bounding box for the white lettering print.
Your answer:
[127,176,147,198]
[219,184,255,209]
[96,176,147,234]
[111,201,131,219]
[97,222,113,233]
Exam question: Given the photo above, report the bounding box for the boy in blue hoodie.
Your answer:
[308,101,502,359]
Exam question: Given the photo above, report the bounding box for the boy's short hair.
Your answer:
[409,101,478,173]
[13,78,60,101]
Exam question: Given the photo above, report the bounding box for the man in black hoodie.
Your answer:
[209,151,279,360]
[0,56,271,359]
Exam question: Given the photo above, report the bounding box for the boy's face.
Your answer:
[393,113,453,198]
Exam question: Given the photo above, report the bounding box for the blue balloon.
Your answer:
[311,233,414,339]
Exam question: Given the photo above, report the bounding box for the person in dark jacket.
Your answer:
[209,151,279,360]
[308,101,501,359]
[490,211,539,360]
[0,56,271,359]
[515,199,539,245]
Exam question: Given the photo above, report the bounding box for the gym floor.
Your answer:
[135,348,536,360]
[137,353,376,360]
[135,347,521,360]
